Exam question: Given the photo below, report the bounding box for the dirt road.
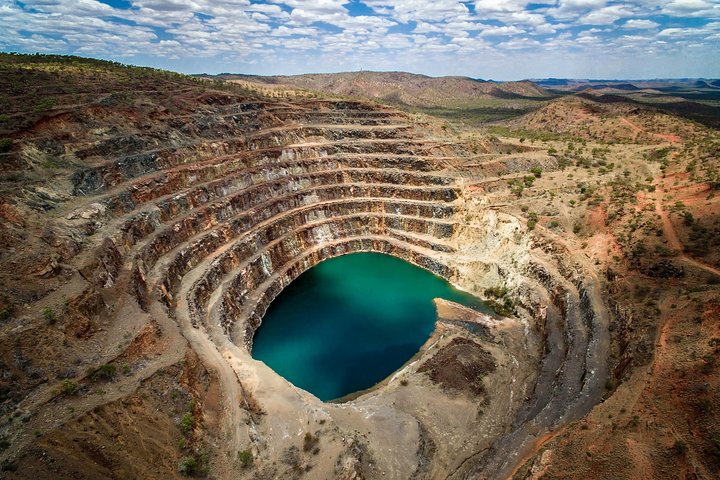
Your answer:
[654,179,720,277]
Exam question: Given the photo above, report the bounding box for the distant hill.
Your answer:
[510,94,705,142]
[532,78,720,91]
[586,83,641,91]
[214,71,550,107]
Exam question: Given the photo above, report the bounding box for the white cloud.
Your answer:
[658,26,712,37]
[497,37,541,49]
[0,0,716,79]
[548,0,607,20]
[578,5,636,24]
[622,19,660,29]
[271,25,320,37]
[474,0,533,14]
[413,22,444,33]
[479,25,525,36]
[662,0,720,18]
[363,0,470,23]
[508,11,547,26]
[533,23,558,34]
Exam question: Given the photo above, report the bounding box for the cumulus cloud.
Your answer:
[662,0,720,18]
[0,0,716,78]
[363,0,470,23]
[474,0,533,14]
[623,19,660,29]
[578,5,637,25]
[479,25,525,36]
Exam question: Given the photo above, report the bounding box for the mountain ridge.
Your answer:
[208,70,550,107]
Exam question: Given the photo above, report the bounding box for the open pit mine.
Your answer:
[0,59,612,480]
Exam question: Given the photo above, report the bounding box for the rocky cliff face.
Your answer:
[0,57,609,480]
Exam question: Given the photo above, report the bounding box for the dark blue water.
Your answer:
[251,252,486,401]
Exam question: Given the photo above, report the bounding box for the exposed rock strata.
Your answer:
[1,93,609,480]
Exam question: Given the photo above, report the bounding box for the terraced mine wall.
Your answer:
[35,95,609,479]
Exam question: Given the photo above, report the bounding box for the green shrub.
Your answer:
[0,298,14,321]
[88,364,116,382]
[483,286,515,316]
[530,167,543,178]
[178,456,197,476]
[0,459,17,472]
[508,179,524,197]
[682,211,694,226]
[303,432,320,454]
[42,307,56,324]
[696,398,712,414]
[711,432,720,461]
[61,380,79,396]
[527,212,538,230]
[0,138,11,153]
[628,415,640,428]
[238,449,253,468]
[32,97,56,112]
[673,440,687,455]
[180,412,195,434]
[487,297,515,317]
[701,354,716,374]
[484,286,508,299]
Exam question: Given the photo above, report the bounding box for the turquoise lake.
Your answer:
[251,252,487,401]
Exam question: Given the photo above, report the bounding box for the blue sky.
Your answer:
[1,0,719,79]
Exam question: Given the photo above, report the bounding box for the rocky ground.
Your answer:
[0,54,718,479]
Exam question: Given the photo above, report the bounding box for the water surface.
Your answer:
[251,252,486,401]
